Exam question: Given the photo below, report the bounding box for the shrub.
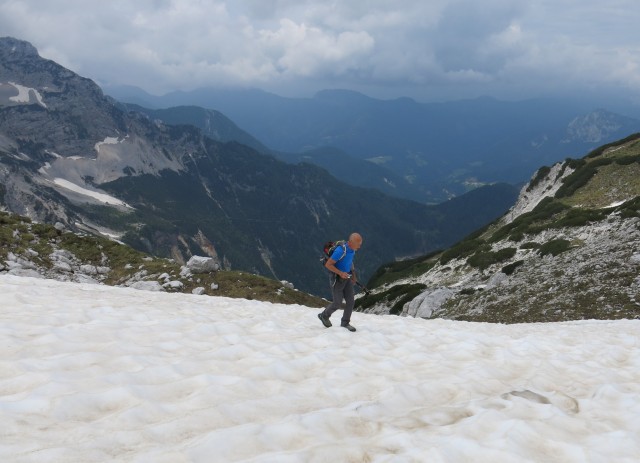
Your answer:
[490,198,568,242]
[538,239,571,257]
[366,249,441,289]
[502,260,524,275]
[440,238,486,265]
[356,283,426,312]
[617,197,640,219]
[467,247,517,271]
[553,208,607,228]
[31,223,60,240]
[614,153,640,165]
[527,166,551,192]
[555,165,600,199]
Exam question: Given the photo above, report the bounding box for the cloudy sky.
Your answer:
[1,0,639,102]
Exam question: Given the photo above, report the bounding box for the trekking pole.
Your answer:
[355,281,370,295]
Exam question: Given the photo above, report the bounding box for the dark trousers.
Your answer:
[321,276,354,325]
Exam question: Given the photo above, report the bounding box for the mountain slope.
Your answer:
[0,37,517,296]
[0,210,325,306]
[122,103,270,154]
[358,134,640,322]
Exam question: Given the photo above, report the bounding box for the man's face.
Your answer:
[349,238,363,251]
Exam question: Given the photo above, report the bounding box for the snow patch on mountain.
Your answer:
[3,81,47,107]
[94,136,123,152]
[52,178,132,208]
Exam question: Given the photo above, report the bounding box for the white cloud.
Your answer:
[0,0,639,100]
[256,19,374,76]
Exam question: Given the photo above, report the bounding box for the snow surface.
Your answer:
[52,178,132,208]
[94,136,122,153]
[1,274,639,462]
[7,82,47,108]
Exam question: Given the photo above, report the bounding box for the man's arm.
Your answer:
[325,258,351,279]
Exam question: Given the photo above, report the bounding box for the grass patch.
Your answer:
[560,162,640,209]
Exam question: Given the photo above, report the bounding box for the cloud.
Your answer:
[431,0,526,74]
[256,19,374,77]
[0,0,639,100]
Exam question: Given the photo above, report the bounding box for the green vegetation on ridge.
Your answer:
[0,211,325,307]
[357,134,640,322]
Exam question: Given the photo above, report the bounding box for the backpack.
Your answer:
[321,240,347,266]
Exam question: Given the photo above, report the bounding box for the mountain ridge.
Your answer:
[106,84,640,203]
[357,134,640,322]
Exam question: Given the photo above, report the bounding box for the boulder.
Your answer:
[164,280,184,290]
[186,255,220,274]
[405,287,455,318]
[8,268,44,279]
[129,281,164,292]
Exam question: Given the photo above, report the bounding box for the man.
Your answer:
[318,232,362,332]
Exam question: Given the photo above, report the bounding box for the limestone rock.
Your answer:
[186,255,220,274]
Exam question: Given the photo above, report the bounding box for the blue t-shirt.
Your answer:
[330,242,356,273]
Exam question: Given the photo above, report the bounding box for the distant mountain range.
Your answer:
[0,37,518,296]
[124,103,426,201]
[107,86,640,204]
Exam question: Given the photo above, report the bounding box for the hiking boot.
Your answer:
[341,323,356,332]
[318,313,332,327]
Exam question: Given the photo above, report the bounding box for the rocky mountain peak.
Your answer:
[563,109,638,144]
[0,36,40,58]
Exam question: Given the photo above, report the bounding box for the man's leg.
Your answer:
[323,278,347,319]
[340,280,355,326]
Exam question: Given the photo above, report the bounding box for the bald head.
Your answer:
[348,232,363,250]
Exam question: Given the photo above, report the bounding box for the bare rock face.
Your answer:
[405,288,455,318]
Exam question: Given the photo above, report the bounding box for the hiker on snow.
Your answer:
[318,232,362,332]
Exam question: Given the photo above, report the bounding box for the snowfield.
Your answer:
[51,178,133,209]
[6,81,47,108]
[1,274,639,462]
